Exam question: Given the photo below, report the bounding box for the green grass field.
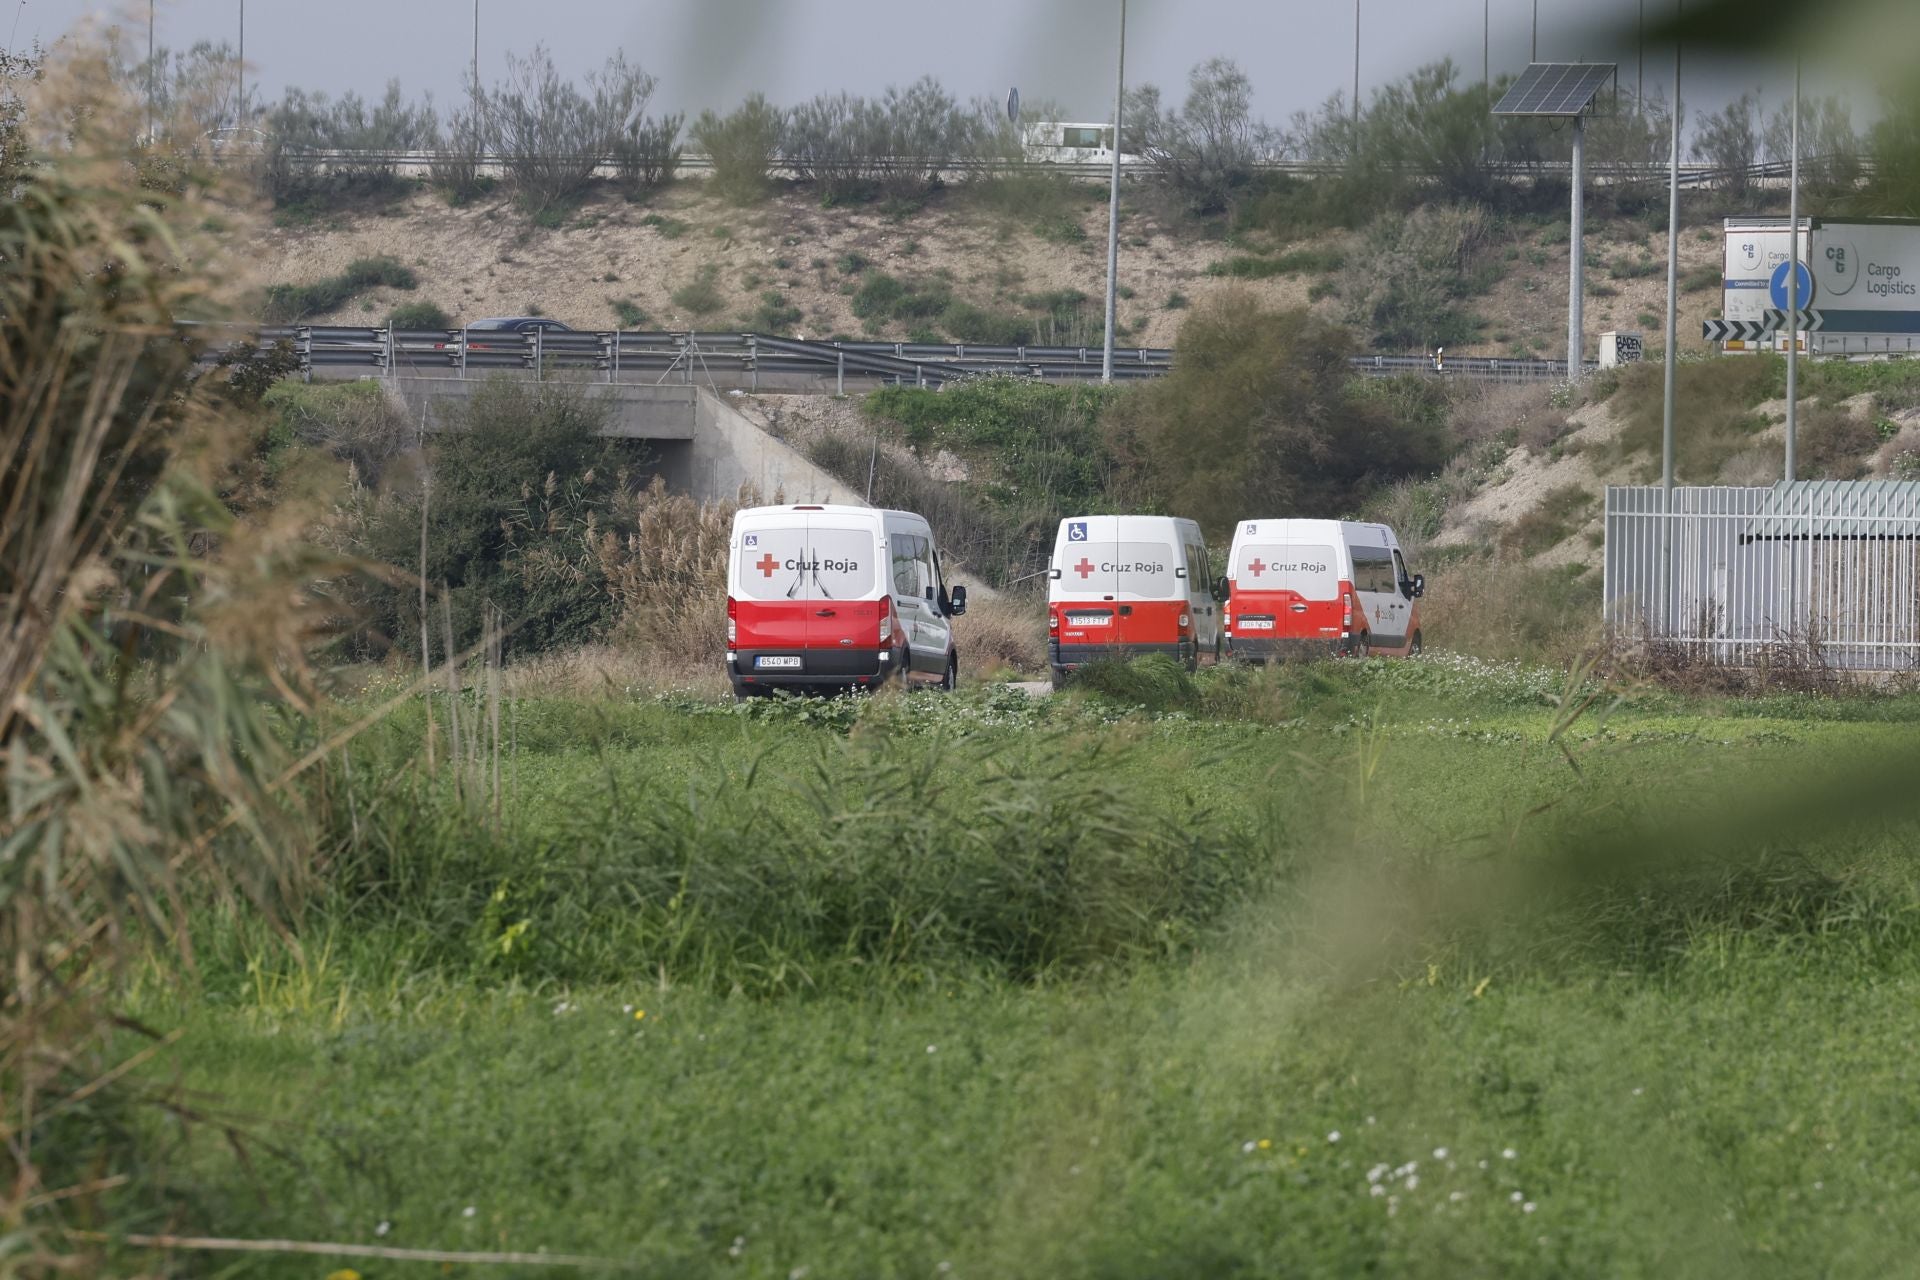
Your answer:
[121,657,1920,1278]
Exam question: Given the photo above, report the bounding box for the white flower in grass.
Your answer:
[1243,1140,1257,1154]
[1510,1191,1524,1204]
[462,1205,476,1218]
[1367,1163,1389,1183]
[1502,1147,1517,1160]
[1403,1175,1419,1191]
[1523,1202,1537,1214]
[375,1221,391,1237]
[927,1044,937,1054]
[1327,1130,1341,1143]
[1433,1147,1449,1160]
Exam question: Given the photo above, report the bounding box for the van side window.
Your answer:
[1185,542,1207,585]
[915,536,938,600]
[1353,547,1394,594]
[891,534,921,598]
[1392,549,1412,595]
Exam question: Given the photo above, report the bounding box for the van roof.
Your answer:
[735,503,930,521]
[1233,518,1390,541]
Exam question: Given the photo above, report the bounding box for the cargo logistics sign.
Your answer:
[1719,217,1920,355]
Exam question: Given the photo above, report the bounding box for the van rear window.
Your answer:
[1056,541,1181,597]
[1236,543,1338,599]
[736,526,877,600]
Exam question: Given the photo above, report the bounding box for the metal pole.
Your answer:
[1785,53,1801,481]
[472,0,479,104]
[1661,4,1681,626]
[1352,0,1360,123]
[147,0,154,139]
[1482,0,1488,100]
[1531,0,1538,62]
[1636,0,1645,108]
[1100,0,1126,384]
[236,0,244,126]
[1568,115,1585,378]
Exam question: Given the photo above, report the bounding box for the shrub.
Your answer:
[745,289,804,333]
[339,379,633,657]
[259,379,412,485]
[785,77,991,204]
[260,79,435,207]
[263,258,415,322]
[1604,355,1778,481]
[387,300,451,330]
[1800,404,1878,479]
[641,212,690,238]
[1420,558,1602,666]
[937,301,1034,346]
[1206,248,1346,279]
[1338,203,1493,350]
[692,93,786,205]
[1501,483,1597,556]
[837,250,873,275]
[1125,58,1274,215]
[671,263,725,316]
[611,298,648,329]
[1105,295,1450,536]
[483,46,673,214]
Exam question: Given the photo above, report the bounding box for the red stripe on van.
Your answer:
[1229,579,1349,641]
[1052,599,1189,646]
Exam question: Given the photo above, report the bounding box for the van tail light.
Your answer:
[1178,613,1191,630]
[877,594,892,642]
[727,596,738,646]
[1342,586,1354,629]
[1048,606,1059,632]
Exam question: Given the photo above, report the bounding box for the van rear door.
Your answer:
[1056,522,1122,642]
[1233,540,1342,641]
[736,522,813,654]
[800,515,882,653]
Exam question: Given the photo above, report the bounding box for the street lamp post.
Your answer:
[1101,0,1126,384]
[1786,54,1801,480]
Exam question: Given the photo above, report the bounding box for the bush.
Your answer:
[1104,295,1450,537]
[260,79,436,207]
[338,379,632,657]
[1604,356,1779,481]
[1800,404,1878,479]
[387,300,451,330]
[1206,248,1346,279]
[611,298,648,329]
[1419,558,1602,666]
[671,264,725,316]
[259,379,412,486]
[1125,58,1274,215]
[484,46,673,214]
[745,289,804,333]
[640,212,690,238]
[692,93,786,205]
[1501,483,1597,556]
[263,257,416,322]
[1338,203,1493,350]
[785,77,992,204]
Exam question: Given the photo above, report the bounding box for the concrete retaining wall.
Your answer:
[692,390,864,505]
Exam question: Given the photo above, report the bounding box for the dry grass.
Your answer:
[594,478,738,666]
[1420,556,1603,667]
[957,592,1048,676]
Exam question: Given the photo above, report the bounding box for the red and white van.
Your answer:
[727,504,967,697]
[1224,518,1425,660]
[1047,514,1223,684]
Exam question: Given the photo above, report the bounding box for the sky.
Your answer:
[11,0,1834,131]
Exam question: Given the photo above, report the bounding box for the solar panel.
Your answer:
[1491,63,1616,117]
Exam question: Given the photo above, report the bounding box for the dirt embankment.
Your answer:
[256,178,1727,360]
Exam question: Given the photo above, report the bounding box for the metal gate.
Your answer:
[1604,482,1920,670]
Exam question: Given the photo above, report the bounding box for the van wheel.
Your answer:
[1409,630,1423,657]
[940,651,958,692]
[1353,638,1371,660]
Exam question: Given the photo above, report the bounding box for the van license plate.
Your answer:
[756,655,803,669]
[1237,619,1275,631]
[1068,614,1112,627]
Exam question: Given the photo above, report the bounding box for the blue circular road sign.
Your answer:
[1770,260,1814,310]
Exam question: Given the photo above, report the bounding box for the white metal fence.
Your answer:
[1604,483,1920,671]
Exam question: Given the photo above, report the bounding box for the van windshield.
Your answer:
[1236,543,1338,599]
[1056,540,1181,598]
[735,525,878,601]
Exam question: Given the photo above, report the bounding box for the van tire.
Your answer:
[940,651,958,692]
[1409,630,1423,656]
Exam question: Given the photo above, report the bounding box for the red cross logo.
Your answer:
[1074,558,1096,579]
[755,553,780,578]
[1247,558,1267,577]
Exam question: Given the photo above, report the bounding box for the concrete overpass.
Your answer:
[373,373,859,505]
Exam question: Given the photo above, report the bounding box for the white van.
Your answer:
[1224,518,1424,660]
[1048,514,1222,684]
[727,504,967,696]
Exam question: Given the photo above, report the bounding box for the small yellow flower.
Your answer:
[634,1009,646,1021]
[326,1270,362,1280]
[1256,1138,1271,1150]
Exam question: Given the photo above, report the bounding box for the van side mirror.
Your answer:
[1213,576,1230,601]
[949,584,967,616]
[1411,573,1425,599]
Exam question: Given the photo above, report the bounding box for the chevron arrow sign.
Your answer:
[1761,308,1826,332]
[1703,318,1772,342]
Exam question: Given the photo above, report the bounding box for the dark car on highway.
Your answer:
[456,317,574,351]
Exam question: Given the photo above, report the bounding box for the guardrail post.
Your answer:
[916,363,925,389]
[836,348,844,397]
[383,326,394,376]
[534,327,544,382]
[749,335,758,392]
[458,328,468,379]
[297,326,313,383]
[611,331,620,384]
